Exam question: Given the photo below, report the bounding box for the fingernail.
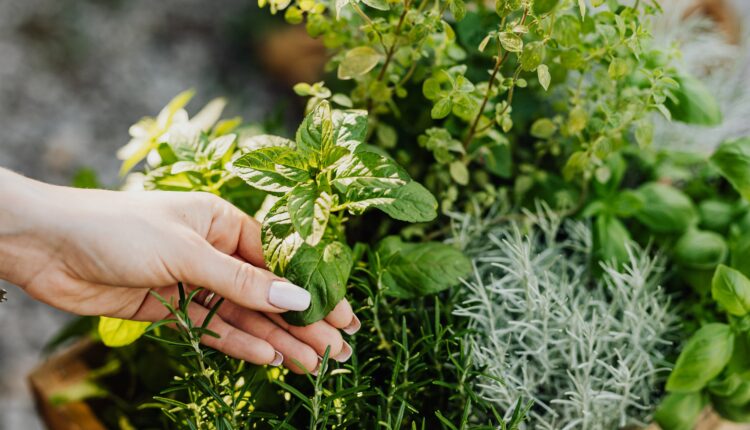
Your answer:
[343,315,361,335]
[333,342,352,363]
[268,281,311,311]
[271,351,284,366]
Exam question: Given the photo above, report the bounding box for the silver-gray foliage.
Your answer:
[452,207,678,430]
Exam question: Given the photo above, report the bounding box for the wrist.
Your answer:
[0,169,59,286]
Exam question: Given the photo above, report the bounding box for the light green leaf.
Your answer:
[712,265,750,316]
[262,198,305,274]
[332,109,368,151]
[530,118,557,138]
[710,137,750,201]
[199,134,236,162]
[361,0,389,11]
[337,46,382,80]
[537,64,551,91]
[332,151,410,190]
[98,317,150,347]
[230,147,307,194]
[288,182,333,246]
[296,101,335,166]
[498,32,523,52]
[375,236,471,299]
[431,98,453,119]
[666,323,734,393]
[533,0,559,14]
[593,215,631,267]
[520,42,545,71]
[577,0,586,18]
[282,241,353,326]
[449,160,469,185]
[334,0,350,18]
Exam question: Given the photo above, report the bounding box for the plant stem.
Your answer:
[462,50,508,149]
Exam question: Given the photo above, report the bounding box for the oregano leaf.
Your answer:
[337,46,382,80]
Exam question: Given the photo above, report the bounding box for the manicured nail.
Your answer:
[268,281,311,311]
[343,315,361,335]
[271,351,284,366]
[333,342,352,363]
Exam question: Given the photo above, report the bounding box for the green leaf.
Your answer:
[537,64,551,91]
[498,32,523,52]
[372,181,438,222]
[666,74,722,126]
[712,265,750,316]
[332,151,410,191]
[296,101,335,166]
[673,229,727,271]
[282,241,353,326]
[361,0,389,11]
[666,323,734,393]
[653,392,706,430]
[431,98,453,119]
[230,147,307,194]
[288,182,334,246]
[532,0,559,15]
[710,137,750,201]
[337,46,382,80]
[449,160,469,185]
[198,134,236,163]
[262,198,305,274]
[593,215,631,267]
[332,109,368,151]
[449,0,466,21]
[482,140,512,178]
[375,236,471,299]
[634,182,697,234]
[334,0,350,18]
[520,42,545,71]
[98,317,150,347]
[530,118,556,139]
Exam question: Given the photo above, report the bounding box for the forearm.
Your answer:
[0,168,57,286]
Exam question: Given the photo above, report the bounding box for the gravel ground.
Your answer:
[0,0,280,428]
[1,1,749,429]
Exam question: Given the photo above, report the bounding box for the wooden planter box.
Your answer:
[28,340,750,430]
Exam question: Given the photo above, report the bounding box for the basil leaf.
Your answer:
[666,73,722,126]
[230,147,308,194]
[348,181,437,222]
[282,241,353,326]
[98,317,150,347]
[375,236,471,299]
[711,264,750,316]
[634,182,697,233]
[332,151,410,191]
[262,198,305,274]
[674,229,727,271]
[288,182,333,247]
[666,323,734,393]
[710,137,750,201]
[653,392,706,430]
[593,215,631,267]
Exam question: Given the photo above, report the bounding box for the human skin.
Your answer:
[0,168,359,374]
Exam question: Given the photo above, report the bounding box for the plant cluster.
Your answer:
[43,0,750,428]
[452,207,677,429]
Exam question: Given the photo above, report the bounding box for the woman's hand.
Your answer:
[0,168,359,374]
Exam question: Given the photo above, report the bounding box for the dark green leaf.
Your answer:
[282,241,353,326]
[653,392,706,430]
[634,182,697,233]
[666,74,722,126]
[375,236,471,299]
[593,215,631,267]
[673,229,727,270]
[710,137,750,201]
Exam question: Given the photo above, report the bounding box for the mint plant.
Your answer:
[230,100,438,324]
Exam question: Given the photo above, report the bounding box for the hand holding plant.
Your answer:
[0,168,357,373]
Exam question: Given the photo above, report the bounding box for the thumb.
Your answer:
[179,239,311,313]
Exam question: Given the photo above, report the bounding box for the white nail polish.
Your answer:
[343,315,361,335]
[333,342,352,363]
[268,281,311,311]
[271,351,284,366]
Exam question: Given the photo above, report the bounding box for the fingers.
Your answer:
[132,289,280,366]
[179,241,310,313]
[265,313,352,363]
[324,299,360,334]
[220,306,320,375]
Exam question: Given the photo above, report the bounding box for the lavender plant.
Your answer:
[452,207,678,429]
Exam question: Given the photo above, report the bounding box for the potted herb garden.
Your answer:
[29,0,750,429]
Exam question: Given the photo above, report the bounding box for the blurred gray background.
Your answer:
[1,0,750,429]
[0,0,287,428]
